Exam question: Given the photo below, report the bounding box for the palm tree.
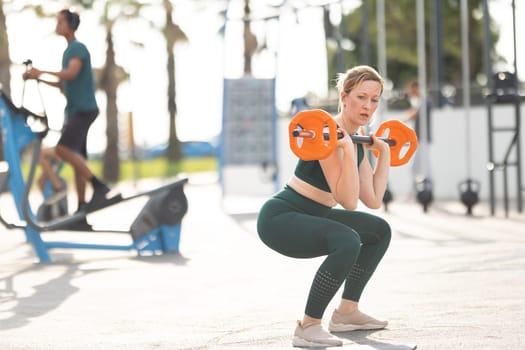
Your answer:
[242,0,257,76]
[162,0,187,163]
[92,0,144,182]
[85,0,188,175]
[98,4,121,182]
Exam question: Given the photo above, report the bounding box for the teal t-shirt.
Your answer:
[62,39,98,116]
[294,143,364,192]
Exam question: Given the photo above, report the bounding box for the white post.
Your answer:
[417,0,430,178]
[460,0,472,177]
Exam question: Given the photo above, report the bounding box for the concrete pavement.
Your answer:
[1,173,524,349]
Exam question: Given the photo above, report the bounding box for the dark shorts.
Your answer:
[58,110,98,158]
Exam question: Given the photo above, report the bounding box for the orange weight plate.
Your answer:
[373,119,418,166]
[289,109,337,160]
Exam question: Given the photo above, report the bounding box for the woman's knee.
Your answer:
[375,217,392,245]
[330,230,361,257]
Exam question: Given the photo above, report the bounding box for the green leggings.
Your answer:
[257,186,391,319]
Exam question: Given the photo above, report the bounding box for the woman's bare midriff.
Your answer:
[287,175,337,207]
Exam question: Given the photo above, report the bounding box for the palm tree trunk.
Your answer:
[101,26,120,182]
[164,0,181,163]
[243,0,257,76]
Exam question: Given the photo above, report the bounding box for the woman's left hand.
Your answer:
[364,133,390,155]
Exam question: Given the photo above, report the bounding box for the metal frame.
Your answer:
[0,92,186,263]
[482,0,523,217]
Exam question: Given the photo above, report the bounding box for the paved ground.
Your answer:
[1,173,524,349]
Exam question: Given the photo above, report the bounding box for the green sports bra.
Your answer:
[293,143,364,192]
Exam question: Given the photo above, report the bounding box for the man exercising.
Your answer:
[23,8,113,218]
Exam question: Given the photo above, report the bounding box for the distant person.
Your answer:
[23,8,113,217]
[404,80,432,143]
[257,65,391,347]
[290,96,310,117]
[404,80,432,181]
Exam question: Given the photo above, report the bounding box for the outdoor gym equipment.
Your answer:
[415,177,433,213]
[382,185,394,212]
[458,178,480,216]
[289,109,418,165]
[0,88,189,263]
[456,0,481,217]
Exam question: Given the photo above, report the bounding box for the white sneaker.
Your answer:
[329,309,388,332]
[292,321,343,347]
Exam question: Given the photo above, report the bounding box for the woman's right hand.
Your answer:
[335,127,353,149]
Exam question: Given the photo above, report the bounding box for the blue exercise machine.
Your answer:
[0,89,188,263]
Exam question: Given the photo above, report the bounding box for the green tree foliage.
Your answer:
[326,0,502,102]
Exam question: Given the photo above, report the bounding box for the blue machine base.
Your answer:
[36,224,182,262]
[135,224,182,255]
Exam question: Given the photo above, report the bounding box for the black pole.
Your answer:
[432,0,444,107]
[361,0,370,65]
[482,0,495,215]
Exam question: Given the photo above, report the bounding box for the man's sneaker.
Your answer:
[86,186,111,212]
[328,309,388,332]
[292,321,343,347]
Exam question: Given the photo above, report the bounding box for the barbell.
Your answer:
[289,109,418,166]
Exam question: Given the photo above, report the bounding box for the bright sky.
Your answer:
[5,0,524,154]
